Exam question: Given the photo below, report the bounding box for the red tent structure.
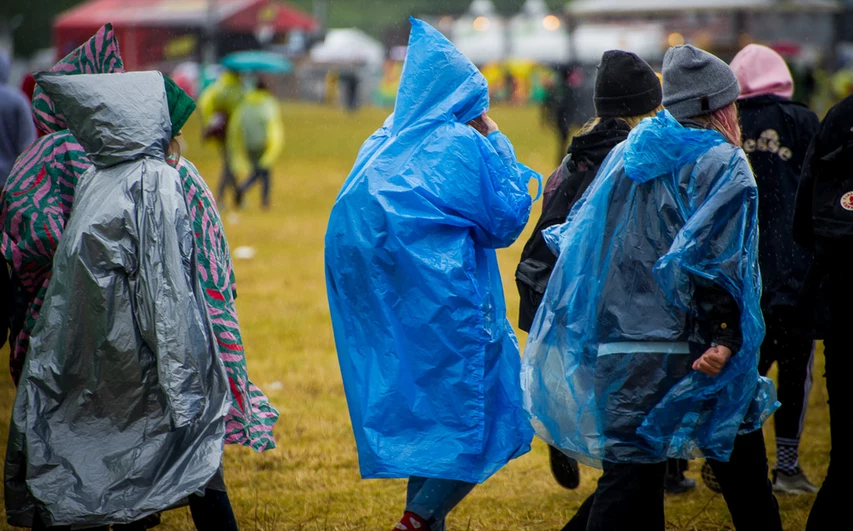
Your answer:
[54,0,318,70]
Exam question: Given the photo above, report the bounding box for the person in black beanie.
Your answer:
[516,49,663,494]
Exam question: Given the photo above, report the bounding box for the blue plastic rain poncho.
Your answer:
[324,19,539,484]
[522,111,778,466]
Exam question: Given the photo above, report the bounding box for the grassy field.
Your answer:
[0,104,830,530]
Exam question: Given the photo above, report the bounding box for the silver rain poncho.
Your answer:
[4,71,230,528]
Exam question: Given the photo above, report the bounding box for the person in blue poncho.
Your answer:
[523,45,782,531]
[325,18,539,531]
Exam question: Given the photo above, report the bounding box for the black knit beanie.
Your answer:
[594,50,662,118]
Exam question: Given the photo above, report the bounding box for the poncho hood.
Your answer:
[730,44,795,101]
[32,23,124,135]
[623,110,728,184]
[391,17,488,133]
[35,71,171,168]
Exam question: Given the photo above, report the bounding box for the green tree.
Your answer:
[3,0,85,58]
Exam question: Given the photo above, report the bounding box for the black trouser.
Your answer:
[758,309,814,462]
[666,457,688,478]
[806,259,853,530]
[563,430,781,531]
[32,489,238,531]
[216,148,240,206]
[237,167,271,208]
[562,461,666,531]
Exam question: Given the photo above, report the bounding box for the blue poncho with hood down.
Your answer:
[325,18,539,484]
[522,111,778,466]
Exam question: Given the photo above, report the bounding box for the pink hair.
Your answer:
[694,103,742,146]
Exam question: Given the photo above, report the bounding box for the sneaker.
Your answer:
[395,512,429,531]
[666,474,698,494]
[772,468,819,494]
[701,461,722,493]
[549,445,581,490]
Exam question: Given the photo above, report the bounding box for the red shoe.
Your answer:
[394,511,429,530]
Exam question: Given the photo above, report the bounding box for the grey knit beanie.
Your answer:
[662,45,740,120]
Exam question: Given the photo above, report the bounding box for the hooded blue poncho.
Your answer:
[324,19,539,484]
[522,111,778,466]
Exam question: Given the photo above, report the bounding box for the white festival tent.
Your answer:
[508,0,571,63]
[572,23,667,64]
[310,28,386,67]
[566,0,840,15]
[452,0,507,65]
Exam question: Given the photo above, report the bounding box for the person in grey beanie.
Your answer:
[549,44,781,531]
[664,44,782,531]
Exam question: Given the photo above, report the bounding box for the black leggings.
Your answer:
[806,262,853,530]
[563,430,781,531]
[758,310,814,448]
[32,489,238,531]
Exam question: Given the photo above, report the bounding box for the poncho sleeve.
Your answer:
[654,149,760,318]
[416,127,536,249]
[640,148,777,457]
[132,165,207,429]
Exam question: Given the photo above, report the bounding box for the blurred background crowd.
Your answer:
[4,1,853,155]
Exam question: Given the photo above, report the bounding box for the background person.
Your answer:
[0,49,36,189]
[730,43,821,494]
[198,69,244,206]
[228,78,285,209]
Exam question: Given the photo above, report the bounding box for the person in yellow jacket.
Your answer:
[198,69,244,206]
[228,79,284,209]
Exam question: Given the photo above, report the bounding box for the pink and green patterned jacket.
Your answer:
[0,24,277,452]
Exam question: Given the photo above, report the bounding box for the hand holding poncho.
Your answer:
[325,19,539,484]
[522,111,778,466]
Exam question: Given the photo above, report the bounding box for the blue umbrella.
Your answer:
[221,51,293,74]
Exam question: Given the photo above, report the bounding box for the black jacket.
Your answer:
[739,95,819,314]
[794,93,853,250]
[516,118,630,332]
[517,118,743,352]
[792,95,853,336]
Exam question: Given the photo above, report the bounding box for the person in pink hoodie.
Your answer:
[730,43,821,494]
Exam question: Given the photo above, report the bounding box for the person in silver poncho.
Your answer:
[4,71,234,529]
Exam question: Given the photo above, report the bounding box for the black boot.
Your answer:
[549,445,581,490]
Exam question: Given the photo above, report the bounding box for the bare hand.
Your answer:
[468,112,499,136]
[692,345,733,376]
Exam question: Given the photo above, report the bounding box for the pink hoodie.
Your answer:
[730,44,794,100]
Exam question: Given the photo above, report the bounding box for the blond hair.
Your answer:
[576,105,664,136]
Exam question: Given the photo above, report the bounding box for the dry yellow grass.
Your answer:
[0,104,830,530]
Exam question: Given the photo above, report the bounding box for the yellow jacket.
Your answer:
[198,71,244,119]
[227,88,285,177]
